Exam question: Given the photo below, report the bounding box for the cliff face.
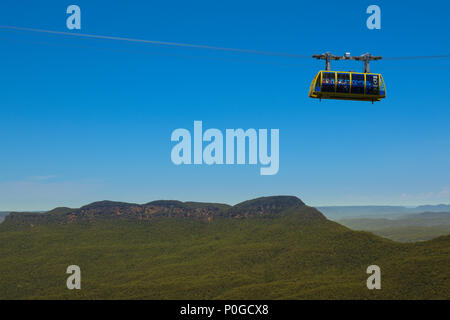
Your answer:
[72,200,229,221]
[3,196,326,226]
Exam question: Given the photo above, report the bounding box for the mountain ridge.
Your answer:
[3,195,319,226]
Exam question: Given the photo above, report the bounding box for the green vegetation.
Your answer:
[0,197,449,299]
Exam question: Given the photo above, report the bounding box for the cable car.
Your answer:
[309,52,386,103]
[309,70,386,102]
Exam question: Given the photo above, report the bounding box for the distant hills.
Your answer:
[1,195,449,299]
[341,211,450,229]
[0,212,9,223]
[318,204,450,219]
[339,211,450,242]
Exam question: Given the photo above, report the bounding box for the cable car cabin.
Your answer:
[309,71,386,102]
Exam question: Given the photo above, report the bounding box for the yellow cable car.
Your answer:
[309,70,386,102]
[309,52,386,102]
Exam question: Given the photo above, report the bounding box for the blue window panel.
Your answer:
[337,73,350,93]
[315,74,321,91]
[322,72,335,93]
[351,74,365,94]
[366,74,380,95]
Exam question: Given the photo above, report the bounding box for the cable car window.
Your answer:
[351,73,364,94]
[336,73,350,93]
[366,74,380,95]
[322,72,335,92]
[315,73,321,91]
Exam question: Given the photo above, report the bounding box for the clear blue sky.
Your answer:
[1,0,449,210]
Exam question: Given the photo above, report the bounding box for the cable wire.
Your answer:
[0,36,307,68]
[1,25,449,62]
[0,25,310,58]
[384,55,450,60]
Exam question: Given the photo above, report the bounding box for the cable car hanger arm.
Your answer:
[312,52,382,73]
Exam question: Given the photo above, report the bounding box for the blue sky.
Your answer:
[0,0,449,210]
